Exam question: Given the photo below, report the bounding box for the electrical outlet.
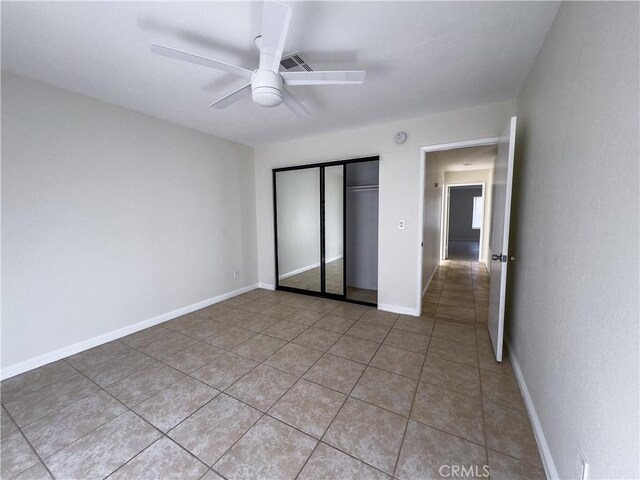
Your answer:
[399,220,405,230]
[577,448,589,480]
[233,270,239,279]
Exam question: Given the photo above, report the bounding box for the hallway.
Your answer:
[2,263,542,479]
[446,240,480,262]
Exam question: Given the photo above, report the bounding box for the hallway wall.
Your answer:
[421,152,444,295]
[445,169,493,264]
[511,2,639,478]
[448,186,482,242]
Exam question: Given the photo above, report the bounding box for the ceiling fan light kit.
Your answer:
[251,69,284,107]
[150,1,366,117]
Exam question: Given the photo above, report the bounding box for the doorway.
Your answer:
[273,156,379,306]
[443,183,485,262]
[417,116,516,361]
[417,138,499,313]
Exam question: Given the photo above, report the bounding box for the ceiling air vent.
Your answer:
[280,53,313,72]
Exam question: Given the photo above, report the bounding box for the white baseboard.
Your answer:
[1,283,259,380]
[278,255,343,281]
[279,262,320,280]
[507,339,558,479]
[378,303,420,317]
[257,283,275,290]
[422,266,439,298]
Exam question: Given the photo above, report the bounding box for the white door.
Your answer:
[488,116,517,362]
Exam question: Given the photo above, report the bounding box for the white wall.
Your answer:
[511,3,639,478]
[421,152,444,295]
[445,169,494,264]
[255,101,516,314]
[275,168,321,277]
[1,72,258,370]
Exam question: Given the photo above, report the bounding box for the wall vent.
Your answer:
[280,53,313,72]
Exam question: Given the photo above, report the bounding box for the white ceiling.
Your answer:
[437,144,498,172]
[1,1,559,147]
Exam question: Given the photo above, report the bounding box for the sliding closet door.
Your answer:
[323,165,344,295]
[275,168,321,292]
[274,156,378,305]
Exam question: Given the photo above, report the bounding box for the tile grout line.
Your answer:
[2,405,57,480]
[200,316,350,478]
[58,353,211,478]
[295,309,403,479]
[2,355,165,477]
[172,302,374,476]
[2,290,331,478]
[445,261,544,469]
[68,351,246,479]
[4,284,530,479]
[391,265,441,478]
[471,261,491,470]
[4,291,400,452]
[121,294,415,477]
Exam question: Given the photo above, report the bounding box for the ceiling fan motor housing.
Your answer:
[251,69,283,107]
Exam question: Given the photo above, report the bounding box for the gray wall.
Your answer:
[445,169,493,265]
[346,161,379,291]
[511,2,639,478]
[2,72,258,369]
[448,186,482,242]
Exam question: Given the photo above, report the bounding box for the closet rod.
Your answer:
[346,185,379,191]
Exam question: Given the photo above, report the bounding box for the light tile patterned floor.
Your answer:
[1,260,545,479]
[447,240,480,262]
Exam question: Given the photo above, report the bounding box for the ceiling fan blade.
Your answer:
[209,83,252,109]
[151,44,252,78]
[282,87,310,117]
[281,70,366,86]
[259,1,292,72]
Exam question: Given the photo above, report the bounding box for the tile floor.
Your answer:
[447,241,480,262]
[1,260,545,479]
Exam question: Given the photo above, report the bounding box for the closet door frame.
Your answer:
[273,155,379,307]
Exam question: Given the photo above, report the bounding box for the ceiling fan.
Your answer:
[150,1,366,117]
